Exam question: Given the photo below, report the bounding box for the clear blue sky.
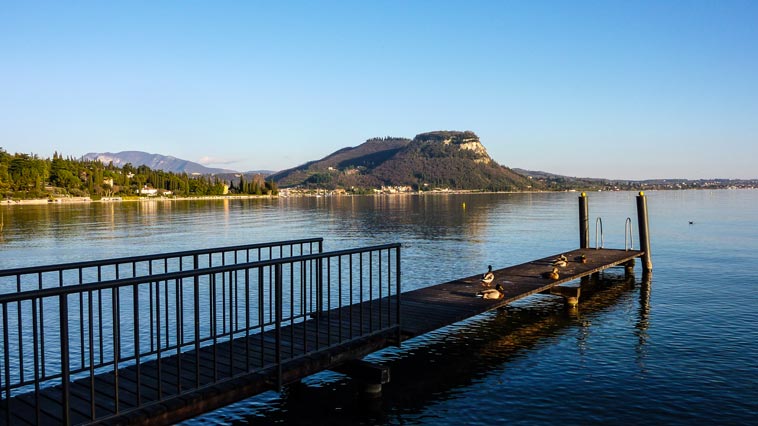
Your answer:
[2,1,757,179]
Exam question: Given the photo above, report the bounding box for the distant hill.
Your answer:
[269,137,411,188]
[82,151,237,175]
[271,131,534,191]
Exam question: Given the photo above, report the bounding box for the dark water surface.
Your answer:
[1,190,756,425]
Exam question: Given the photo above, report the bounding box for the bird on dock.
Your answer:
[575,254,587,264]
[481,265,495,287]
[476,283,505,299]
[541,268,560,280]
[552,255,568,267]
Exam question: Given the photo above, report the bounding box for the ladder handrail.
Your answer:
[595,217,604,249]
[625,217,634,251]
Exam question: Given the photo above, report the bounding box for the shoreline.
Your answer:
[1,191,531,206]
[1,194,279,206]
[1,187,753,208]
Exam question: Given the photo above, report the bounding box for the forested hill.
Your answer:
[0,149,276,200]
[372,131,531,191]
[271,131,535,191]
[269,137,411,188]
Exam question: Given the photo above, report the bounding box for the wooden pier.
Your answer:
[399,248,642,338]
[0,194,652,425]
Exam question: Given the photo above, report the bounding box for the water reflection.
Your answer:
[186,270,644,425]
[1,194,581,273]
[635,272,652,374]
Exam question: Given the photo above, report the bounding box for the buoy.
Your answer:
[462,202,466,209]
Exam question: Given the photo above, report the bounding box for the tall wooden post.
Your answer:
[579,192,589,249]
[636,192,653,272]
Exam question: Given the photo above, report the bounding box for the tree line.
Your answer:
[0,148,276,199]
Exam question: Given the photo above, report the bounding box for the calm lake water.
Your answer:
[1,190,757,425]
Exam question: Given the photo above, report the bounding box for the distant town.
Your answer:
[524,176,758,192]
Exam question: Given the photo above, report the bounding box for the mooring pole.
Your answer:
[636,192,653,272]
[579,192,589,249]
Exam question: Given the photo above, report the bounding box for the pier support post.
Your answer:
[549,286,581,307]
[636,192,653,273]
[333,359,391,398]
[624,259,635,277]
[579,192,590,249]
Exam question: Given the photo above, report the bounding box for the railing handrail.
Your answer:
[0,237,324,277]
[0,243,401,304]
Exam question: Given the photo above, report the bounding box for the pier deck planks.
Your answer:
[400,248,641,337]
[0,248,641,425]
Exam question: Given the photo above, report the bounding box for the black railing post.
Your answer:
[579,192,589,249]
[59,294,71,426]
[316,257,323,317]
[395,245,401,347]
[2,303,10,426]
[155,281,162,400]
[133,284,141,405]
[32,297,41,424]
[317,239,324,317]
[275,263,283,392]
[636,192,653,273]
[193,255,201,389]
[112,288,120,414]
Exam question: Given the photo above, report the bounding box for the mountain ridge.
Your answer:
[82,151,241,175]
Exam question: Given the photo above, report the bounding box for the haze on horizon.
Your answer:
[1,1,756,181]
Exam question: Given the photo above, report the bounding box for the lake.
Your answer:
[1,190,757,425]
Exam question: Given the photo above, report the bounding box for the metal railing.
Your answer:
[0,242,400,425]
[0,238,323,293]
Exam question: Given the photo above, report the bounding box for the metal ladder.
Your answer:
[625,217,634,250]
[595,217,604,249]
[594,216,635,250]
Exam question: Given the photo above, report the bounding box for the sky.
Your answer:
[1,1,757,180]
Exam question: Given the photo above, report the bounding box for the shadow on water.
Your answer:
[189,270,651,425]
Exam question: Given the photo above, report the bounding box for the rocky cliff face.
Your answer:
[412,131,491,163]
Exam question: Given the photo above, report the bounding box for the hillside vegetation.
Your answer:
[271,131,534,191]
[0,148,276,200]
